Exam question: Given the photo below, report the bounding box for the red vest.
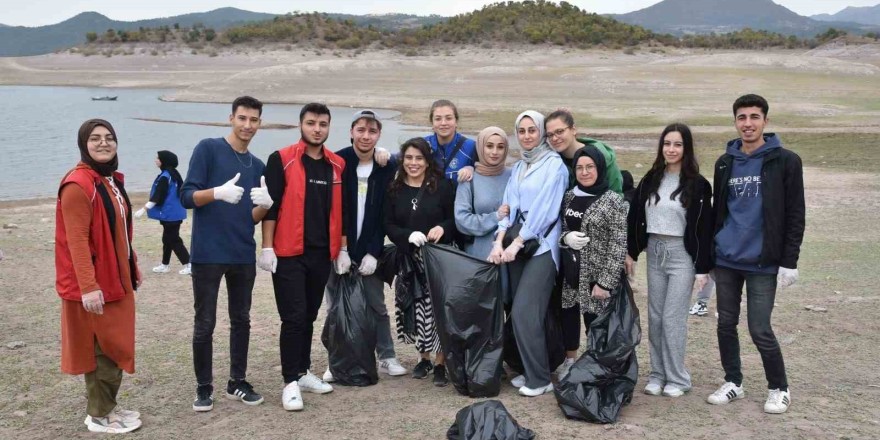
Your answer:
[55,166,136,302]
[273,141,345,259]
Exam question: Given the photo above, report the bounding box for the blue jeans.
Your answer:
[715,266,788,390]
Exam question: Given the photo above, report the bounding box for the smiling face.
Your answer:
[431,106,457,141]
[516,117,541,151]
[86,126,118,164]
[545,117,575,152]
[735,106,768,148]
[229,106,261,143]
[483,134,507,167]
[575,155,598,188]
[402,145,427,180]
[301,112,331,147]
[351,118,381,155]
[662,131,684,166]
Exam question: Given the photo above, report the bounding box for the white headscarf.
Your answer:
[515,110,552,165]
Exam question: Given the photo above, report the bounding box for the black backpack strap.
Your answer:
[442,135,468,171]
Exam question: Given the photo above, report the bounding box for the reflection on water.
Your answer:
[0,86,426,201]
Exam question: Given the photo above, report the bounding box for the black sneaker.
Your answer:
[433,364,449,387]
[225,379,264,406]
[193,384,214,412]
[412,359,434,379]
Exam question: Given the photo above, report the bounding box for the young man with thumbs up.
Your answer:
[181,96,268,412]
[255,103,346,412]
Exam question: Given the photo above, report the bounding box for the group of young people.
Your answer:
[54,93,804,433]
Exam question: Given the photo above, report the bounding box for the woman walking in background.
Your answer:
[454,126,512,259]
[55,119,142,433]
[626,123,714,397]
[134,150,191,275]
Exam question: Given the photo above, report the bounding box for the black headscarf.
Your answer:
[157,150,184,188]
[77,119,119,177]
[572,145,609,196]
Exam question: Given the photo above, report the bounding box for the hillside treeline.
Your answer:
[84,1,853,52]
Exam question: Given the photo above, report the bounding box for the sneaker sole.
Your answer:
[298,387,333,394]
[644,387,662,396]
[379,367,408,376]
[225,392,264,405]
[192,403,214,412]
[518,385,554,397]
[433,380,449,387]
[662,390,686,397]
[764,405,789,414]
[87,420,142,433]
[707,393,744,405]
[283,403,304,411]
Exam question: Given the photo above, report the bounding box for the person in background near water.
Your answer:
[544,109,623,193]
[625,123,714,398]
[544,109,624,377]
[56,119,143,433]
[257,103,347,411]
[384,137,456,387]
[134,150,191,275]
[706,94,805,414]
[454,126,512,259]
[322,109,408,383]
[182,96,267,412]
[557,146,628,377]
[425,99,476,183]
[488,110,567,397]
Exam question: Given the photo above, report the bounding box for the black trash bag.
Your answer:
[553,275,641,424]
[320,272,379,386]
[502,292,566,376]
[446,400,536,440]
[377,243,397,287]
[393,248,429,343]
[422,244,504,398]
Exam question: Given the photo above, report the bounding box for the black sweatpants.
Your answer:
[160,221,190,265]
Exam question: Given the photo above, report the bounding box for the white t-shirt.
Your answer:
[356,162,374,240]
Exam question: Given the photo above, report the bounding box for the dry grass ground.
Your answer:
[1,44,879,439]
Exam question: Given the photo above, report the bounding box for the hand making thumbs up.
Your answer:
[250,175,274,210]
[213,172,244,204]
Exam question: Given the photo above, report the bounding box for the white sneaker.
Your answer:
[707,382,745,405]
[84,408,140,426]
[152,264,170,273]
[764,389,791,414]
[554,357,576,379]
[644,381,663,396]
[510,374,526,388]
[86,411,143,433]
[297,370,333,394]
[322,368,335,383]
[179,263,192,275]
[518,383,554,397]
[282,382,303,411]
[662,384,689,397]
[378,358,408,376]
[689,301,708,316]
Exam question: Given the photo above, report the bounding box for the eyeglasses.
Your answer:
[546,127,570,139]
[576,164,597,172]
[88,136,117,144]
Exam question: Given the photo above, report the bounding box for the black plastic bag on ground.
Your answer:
[422,244,504,398]
[502,289,566,376]
[553,274,641,424]
[446,400,536,440]
[320,272,379,386]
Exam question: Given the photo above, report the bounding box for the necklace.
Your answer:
[411,197,419,211]
[231,147,253,168]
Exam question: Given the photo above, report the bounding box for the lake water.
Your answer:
[0,86,428,201]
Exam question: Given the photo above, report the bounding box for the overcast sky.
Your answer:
[4,0,879,27]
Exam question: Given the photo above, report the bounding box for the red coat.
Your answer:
[273,141,345,259]
[55,165,138,302]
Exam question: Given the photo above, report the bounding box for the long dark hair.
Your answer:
[389,137,443,195]
[645,123,699,208]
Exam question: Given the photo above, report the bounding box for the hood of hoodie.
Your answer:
[726,133,781,161]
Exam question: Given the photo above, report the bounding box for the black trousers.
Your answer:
[192,263,256,386]
[160,221,190,265]
[560,306,598,352]
[272,247,332,383]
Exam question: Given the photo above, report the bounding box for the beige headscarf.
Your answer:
[475,126,509,176]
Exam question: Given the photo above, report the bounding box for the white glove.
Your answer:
[250,176,273,209]
[213,173,244,204]
[134,208,146,218]
[408,231,428,247]
[695,274,709,291]
[258,248,277,273]
[358,254,378,276]
[81,290,105,315]
[501,240,523,263]
[563,231,590,250]
[335,249,352,274]
[374,147,391,167]
[777,267,798,289]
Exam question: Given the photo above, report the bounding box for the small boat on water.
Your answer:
[91,96,118,101]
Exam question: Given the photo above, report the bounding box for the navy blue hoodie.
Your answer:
[714,134,781,274]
